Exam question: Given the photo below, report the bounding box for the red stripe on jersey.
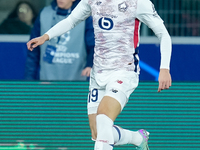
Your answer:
[134,19,140,49]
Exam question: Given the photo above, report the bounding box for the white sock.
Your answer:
[113,125,143,146]
[94,114,114,150]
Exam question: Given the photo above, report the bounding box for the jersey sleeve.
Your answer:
[136,0,163,28]
[136,0,172,70]
[46,0,91,40]
[151,24,172,69]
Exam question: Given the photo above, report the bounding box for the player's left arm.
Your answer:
[151,24,172,92]
[136,0,172,92]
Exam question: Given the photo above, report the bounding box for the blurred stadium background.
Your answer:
[0,0,200,150]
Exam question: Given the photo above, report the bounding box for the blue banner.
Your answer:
[0,41,200,81]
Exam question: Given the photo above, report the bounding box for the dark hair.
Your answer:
[7,1,37,23]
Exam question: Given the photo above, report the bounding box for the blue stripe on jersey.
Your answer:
[133,47,139,73]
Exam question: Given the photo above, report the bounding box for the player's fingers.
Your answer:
[158,80,172,92]
[27,41,32,50]
[169,80,172,87]
[31,42,39,49]
[158,82,163,92]
[29,43,37,51]
[165,81,170,89]
[27,39,37,51]
[165,79,172,89]
[158,81,166,92]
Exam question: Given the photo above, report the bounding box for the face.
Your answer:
[17,3,34,25]
[56,0,75,9]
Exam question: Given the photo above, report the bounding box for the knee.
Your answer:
[96,114,113,133]
[95,114,114,145]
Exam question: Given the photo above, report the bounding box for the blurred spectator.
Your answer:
[181,0,200,36]
[0,1,37,34]
[182,13,200,36]
[25,0,95,81]
[142,0,200,36]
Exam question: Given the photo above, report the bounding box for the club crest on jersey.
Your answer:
[118,2,128,12]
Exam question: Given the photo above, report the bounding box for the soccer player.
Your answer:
[27,0,172,150]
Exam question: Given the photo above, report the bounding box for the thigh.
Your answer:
[97,96,121,121]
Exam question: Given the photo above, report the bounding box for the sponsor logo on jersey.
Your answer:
[97,12,118,19]
[118,2,128,12]
[98,17,114,30]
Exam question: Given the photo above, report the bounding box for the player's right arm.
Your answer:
[27,0,91,51]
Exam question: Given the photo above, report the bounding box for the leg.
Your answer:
[113,125,150,150]
[95,95,149,149]
[94,96,121,150]
[97,96,121,120]
[88,113,97,140]
[88,70,143,149]
[87,87,105,141]
[89,113,150,149]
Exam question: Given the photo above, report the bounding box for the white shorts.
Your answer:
[87,69,139,115]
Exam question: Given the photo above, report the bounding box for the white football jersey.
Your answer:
[88,0,164,73]
[46,0,171,74]
[89,0,139,73]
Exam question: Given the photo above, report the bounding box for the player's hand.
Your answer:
[158,69,172,92]
[27,34,49,51]
[81,67,91,77]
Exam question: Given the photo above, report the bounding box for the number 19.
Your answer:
[88,89,98,103]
